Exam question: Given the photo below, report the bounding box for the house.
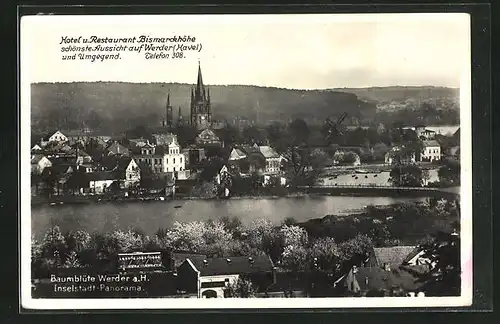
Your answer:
[31,155,52,175]
[153,133,176,146]
[195,128,222,148]
[176,256,275,298]
[112,157,141,189]
[384,146,416,165]
[366,246,417,270]
[414,126,436,140]
[75,149,93,165]
[420,140,441,162]
[31,144,43,152]
[254,144,282,175]
[169,251,207,271]
[133,137,188,178]
[47,131,68,144]
[106,141,130,156]
[65,130,112,146]
[333,265,425,297]
[87,171,118,194]
[228,148,247,161]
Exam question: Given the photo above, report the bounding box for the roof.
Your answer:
[87,171,118,181]
[153,133,177,146]
[257,145,280,159]
[31,154,48,164]
[187,255,274,276]
[340,267,422,293]
[107,142,129,155]
[422,140,440,147]
[229,148,247,160]
[372,246,416,268]
[171,252,207,269]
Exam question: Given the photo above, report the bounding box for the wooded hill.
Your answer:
[30,82,376,132]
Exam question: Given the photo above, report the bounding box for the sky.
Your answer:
[21,13,470,89]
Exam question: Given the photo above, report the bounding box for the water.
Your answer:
[319,170,439,187]
[31,195,428,239]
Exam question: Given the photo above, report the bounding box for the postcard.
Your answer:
[20,12,472,310]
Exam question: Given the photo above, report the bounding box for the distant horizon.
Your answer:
[30,81,460,91]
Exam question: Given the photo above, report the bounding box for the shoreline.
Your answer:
[30,186,459,208]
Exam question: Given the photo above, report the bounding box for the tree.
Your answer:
[309,237,341,271]
[438,159,460,186]
[419,231,461,296]
[288,118,310,145]
[281,245,310,272]
[41,225,68,266]
[242,126,266,145]
[338,234,373,268]
[225,277,258,298]
[279,225,308,248]
[389,164,424,187]
[164,221,206,252]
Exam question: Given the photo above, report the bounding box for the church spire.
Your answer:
[207,87,210,103]
[195,60,204,100]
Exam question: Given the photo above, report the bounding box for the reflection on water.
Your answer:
[31,195,428,239]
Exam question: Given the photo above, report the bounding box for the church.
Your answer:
[190,62,212,130]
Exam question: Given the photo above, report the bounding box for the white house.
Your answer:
[253,144,282,175]
[31,155,52,175]
[384,146,416,165]
[163,136,186,174]
[48,131,68,143]
[113,157,141,189]
[87,171,117,194]
[420,140,441,162]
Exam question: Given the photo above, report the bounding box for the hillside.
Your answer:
[31,82,376,132]
[332,86,460,104]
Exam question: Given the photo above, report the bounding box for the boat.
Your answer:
[174,205,182,209]
[355,169,369,174]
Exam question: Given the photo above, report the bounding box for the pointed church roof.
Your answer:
[195,61,205,100]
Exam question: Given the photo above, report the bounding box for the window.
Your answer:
[166,158,169,164]
[180,157,183,163]
[173,158,176,164]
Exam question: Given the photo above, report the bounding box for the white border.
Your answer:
[20,13,473,310]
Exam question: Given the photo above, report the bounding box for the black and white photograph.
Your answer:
[21,13,472,309]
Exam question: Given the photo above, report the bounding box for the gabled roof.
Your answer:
[372,246,416,268]
[187,255,274,276]
[171,252,207,269]
[31,154,49,164]
[338,267,422,293]
[256,145,280,159]
[196,128,220,141]
[422,140,440,147]
[229,148,247,160]
[107,142,129,155]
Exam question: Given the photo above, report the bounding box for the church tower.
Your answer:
[163,91,173,129]
[190,62,212,130]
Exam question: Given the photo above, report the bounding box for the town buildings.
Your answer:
[177,256,275,298]
[420,140,441,162]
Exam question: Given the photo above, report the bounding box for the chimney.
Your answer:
[248,257,254,265]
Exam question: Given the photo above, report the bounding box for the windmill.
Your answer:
[325,112,348,142]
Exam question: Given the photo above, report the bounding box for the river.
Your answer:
[31,195,429,239]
